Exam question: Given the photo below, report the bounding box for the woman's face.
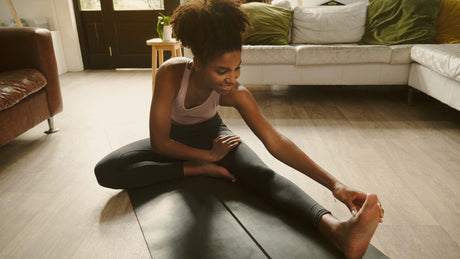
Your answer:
[197,51,242,95]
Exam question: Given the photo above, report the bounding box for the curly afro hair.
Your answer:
[171,0,250,63]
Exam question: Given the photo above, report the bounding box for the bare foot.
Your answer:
[337,194,382,259]
[184,161,237,182]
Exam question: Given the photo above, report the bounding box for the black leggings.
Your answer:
[95,114,330,227]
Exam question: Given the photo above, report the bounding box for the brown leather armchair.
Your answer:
[0,27,63,147]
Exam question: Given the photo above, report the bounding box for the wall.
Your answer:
[0,0,54,28]
[51,0,84,72]
[0,0,84,73]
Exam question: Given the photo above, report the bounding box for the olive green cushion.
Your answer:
[241,2,293,45]
[361,0,442,45]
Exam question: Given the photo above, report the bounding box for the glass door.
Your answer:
[74,0,180,69]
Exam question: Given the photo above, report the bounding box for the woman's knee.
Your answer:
[94,154,123,189]
[94,138,151,189]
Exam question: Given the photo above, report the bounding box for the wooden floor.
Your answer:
[0,70,459,259]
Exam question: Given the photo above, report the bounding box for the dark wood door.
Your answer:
[74,0,180,69]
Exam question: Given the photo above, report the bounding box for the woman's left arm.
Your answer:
[225,86,366,214]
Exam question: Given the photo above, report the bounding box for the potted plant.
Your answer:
[157,13,172,41]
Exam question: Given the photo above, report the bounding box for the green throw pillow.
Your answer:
[361,0,442,45]
[241,3,293,45]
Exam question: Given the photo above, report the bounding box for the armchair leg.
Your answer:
[45,117,59,134]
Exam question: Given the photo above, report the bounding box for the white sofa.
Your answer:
[239,44,413,86]
[184,1,460,112]
[235,0,460,112]
[408,44,460,111]
[239,42,460,111]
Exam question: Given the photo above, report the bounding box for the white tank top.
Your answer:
[171,59,220,125]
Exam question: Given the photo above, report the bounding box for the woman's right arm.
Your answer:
[149,62,235,162]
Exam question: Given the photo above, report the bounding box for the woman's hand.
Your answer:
[209,135,241,162]
[332,182,367,216]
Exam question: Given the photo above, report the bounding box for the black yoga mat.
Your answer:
[128,177,388,259]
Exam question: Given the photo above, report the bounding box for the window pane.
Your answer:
[114,0,164,10]
[79,0,101,10]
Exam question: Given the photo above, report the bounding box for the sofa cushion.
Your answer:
[0,69,47,111]
[271,0,292,10]
[291,2,367,44]
[389,44,415,64]
[295,44,391,65]
[241,3,293,45]
[242,45,296,65]
[411,44,460,82]
[436,0,460,44]
[361,0,441,45]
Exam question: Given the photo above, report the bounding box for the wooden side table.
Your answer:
[146,38,183,90]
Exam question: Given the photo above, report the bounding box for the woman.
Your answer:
[95,1,384,258]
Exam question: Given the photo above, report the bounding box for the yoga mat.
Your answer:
[128,177,388,259]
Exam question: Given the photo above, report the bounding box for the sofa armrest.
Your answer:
[0,27,63,116]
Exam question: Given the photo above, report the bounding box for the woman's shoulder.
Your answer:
[156,57,191,83]
[159,57,192,73]
[220,84,253,107]
[155,57,191,95]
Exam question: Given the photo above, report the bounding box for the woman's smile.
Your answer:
[217,84,233,94]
